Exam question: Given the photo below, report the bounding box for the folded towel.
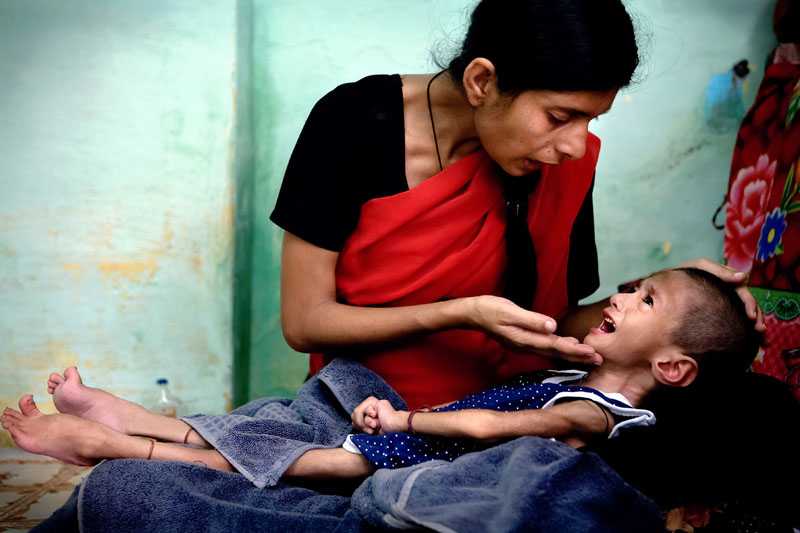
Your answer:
[351,436,664,532]
[182,357,406,488]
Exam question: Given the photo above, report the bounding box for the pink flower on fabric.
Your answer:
[724,154,777,272]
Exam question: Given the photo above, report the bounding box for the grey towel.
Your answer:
[182,357,406,488]
[352,436,664,532]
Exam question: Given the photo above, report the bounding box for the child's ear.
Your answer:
[652,351,698,388]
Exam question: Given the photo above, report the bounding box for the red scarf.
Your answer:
[312,136,600,408]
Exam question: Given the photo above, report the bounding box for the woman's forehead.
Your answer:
[518,88,618,116]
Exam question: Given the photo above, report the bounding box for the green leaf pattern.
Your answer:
[786,79,800,128]
[751,287,800,321]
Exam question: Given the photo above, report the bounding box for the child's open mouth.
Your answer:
[598,314,616,333]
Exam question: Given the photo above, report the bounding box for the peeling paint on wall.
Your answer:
[97,260,160,285]
[0,0,238,443]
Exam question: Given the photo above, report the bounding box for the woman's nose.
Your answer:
[556,122,588,161]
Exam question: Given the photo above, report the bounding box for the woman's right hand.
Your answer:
[464,295,602,365]
[281,232,600,364]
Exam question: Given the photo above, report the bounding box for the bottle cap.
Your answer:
[157,378,168,385]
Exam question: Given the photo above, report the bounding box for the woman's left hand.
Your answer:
[677,258,766,332]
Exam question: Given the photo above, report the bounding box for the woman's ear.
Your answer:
[652,353,698,388]
[462,58,497,107]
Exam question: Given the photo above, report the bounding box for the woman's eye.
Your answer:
[643,295,654,307]
[549,114,568,125]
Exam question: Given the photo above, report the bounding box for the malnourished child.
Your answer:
[1,268,759,480]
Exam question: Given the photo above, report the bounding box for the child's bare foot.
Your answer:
[47,366,135,435]
[0,395,144,466]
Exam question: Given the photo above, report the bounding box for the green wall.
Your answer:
[0,0,240,445]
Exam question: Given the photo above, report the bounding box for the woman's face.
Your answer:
[474,88,618,176]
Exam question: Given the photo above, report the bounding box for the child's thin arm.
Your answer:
[375,400,613,442]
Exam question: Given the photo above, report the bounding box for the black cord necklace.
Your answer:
[426,70,447,172]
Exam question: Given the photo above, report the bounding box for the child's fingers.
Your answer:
[365,415,381,433]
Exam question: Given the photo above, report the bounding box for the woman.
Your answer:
[270,0,763,409]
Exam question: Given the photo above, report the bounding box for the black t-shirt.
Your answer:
[270,74,600,304]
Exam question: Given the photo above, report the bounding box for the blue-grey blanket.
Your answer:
[33,358,664,532]
[182,357,406,488]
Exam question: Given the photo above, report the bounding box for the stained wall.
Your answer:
[0,0,240,445]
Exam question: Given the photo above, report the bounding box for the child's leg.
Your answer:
[47,366,208,447]
[1,395,233,471]
[283,448,376,479]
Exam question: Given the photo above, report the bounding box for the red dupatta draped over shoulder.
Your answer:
[311,134,601,408]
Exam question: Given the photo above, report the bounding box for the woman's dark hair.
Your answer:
[445,0,640,94]
[669,268,762,380]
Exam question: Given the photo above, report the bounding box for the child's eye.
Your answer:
[618,282,637,293]
[549,113,568,125]
[643,295,654,307]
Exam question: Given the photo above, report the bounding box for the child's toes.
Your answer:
[18,395,41,417]
[48,373,64,389]
[2,407,21,419]
[63,366,81,383]
[1,410,21,427]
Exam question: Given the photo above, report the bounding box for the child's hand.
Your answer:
[373,400,407,435]
[351,396,382,434]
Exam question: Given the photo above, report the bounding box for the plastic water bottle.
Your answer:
[153,378,182,418]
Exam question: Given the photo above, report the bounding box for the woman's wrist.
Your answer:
[445,296,479,330]
[420,297,476,332]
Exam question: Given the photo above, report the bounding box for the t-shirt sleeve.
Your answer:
[269,88,361,252]
[566,175,600,304]
[270,76,405,252]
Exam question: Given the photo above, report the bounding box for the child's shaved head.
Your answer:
[668,268,761,380]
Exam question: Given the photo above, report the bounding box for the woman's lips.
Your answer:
[523,158,542,173]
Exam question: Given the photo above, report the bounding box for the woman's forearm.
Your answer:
[279,231,472,352]
[282,297,472,353]
[280,231,596,362]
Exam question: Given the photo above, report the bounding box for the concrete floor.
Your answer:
[0,448,92,532]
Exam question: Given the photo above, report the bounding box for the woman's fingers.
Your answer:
[497,325,601,363]
[469,295,600,363]
[677,257,745,281]
[471,295,557,333]
[735,285,767,332]
[531,332,601,364]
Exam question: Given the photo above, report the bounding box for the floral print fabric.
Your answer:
[724,61,800,404]
[725,62,800,290]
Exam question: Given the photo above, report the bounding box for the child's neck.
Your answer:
[581,365,656,408]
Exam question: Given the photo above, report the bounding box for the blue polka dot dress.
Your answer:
[345,370,655,470]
